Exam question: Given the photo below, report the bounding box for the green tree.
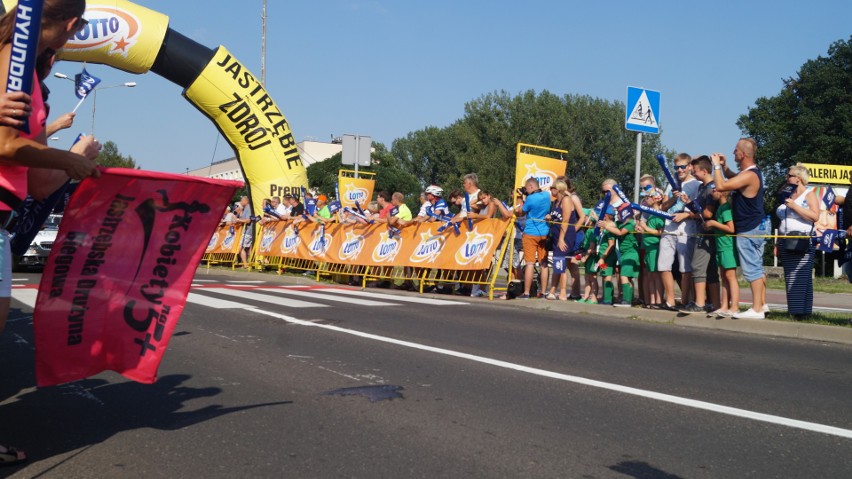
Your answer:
[96,141,139,169]
[306,142,420,202]
[738,36,852,188]
[391,89,671,206]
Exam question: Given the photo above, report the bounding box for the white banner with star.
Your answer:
[255,219,511,270]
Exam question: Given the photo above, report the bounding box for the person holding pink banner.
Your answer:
[0,0,98,467]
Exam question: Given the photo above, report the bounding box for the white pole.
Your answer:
[90,89,97,135]
[354,136,359,179]
[261,0,267,87]
[633,132,642,203]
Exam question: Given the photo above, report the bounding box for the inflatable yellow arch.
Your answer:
[0,0,308,215]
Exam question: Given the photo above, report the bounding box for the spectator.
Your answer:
[658,153,701,310]
[564,178,586,299]
[601,195,639,307]
[288,194,305,217]
[461,173,481,214]
[0,3,99,466]
[712,139,768,319]
[703,188,740,317]
[596,206,619,305]
[636,188,665,308]
[637,174,658,304]
[576,217,599,304]
[835,176,852,282]
[235,196,254,268]
[372,191,394,223]
[401,191,430,226]
[313,194,334,223]
[775,164,820,320]
[220,205,235,226]
[546,180,578,301]
[680,156,721,314]
[513,177,551,299]
[390,192,412,223]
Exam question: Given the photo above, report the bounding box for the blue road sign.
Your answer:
[625,87,661,134]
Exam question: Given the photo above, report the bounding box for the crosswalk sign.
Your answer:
[625,86,661,134]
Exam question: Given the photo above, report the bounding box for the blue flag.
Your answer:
[822,186,836,210]
[74,67,101,99]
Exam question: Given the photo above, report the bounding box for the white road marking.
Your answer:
[203,287,327,309]
[187,292,259,310]
[258,287,395,307]
[12,278,27,282]
[226,280,267,284]
[319,288,468,306]
[252,308,852,441]
[11,288,38,309]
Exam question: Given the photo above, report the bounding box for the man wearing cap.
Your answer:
[679,155,721,313]
[312,194,334,223]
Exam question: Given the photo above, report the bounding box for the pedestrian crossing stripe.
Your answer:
[9,284,470,310]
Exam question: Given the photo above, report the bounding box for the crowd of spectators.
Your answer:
[219,138,850,316]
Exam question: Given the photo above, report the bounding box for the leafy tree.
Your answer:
[391,90,671,206]
[96,141,139,169]
[307,142,420,205]
[738,35,852,189]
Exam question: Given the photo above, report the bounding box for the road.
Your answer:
[3,271,852,478]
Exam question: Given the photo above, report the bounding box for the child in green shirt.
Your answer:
[703,189,739,317]
[637,191,666,308]
[602,208,639,307]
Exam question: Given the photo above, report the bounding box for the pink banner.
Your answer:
[34,168,242,386]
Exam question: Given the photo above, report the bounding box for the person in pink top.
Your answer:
[0,0,103,468]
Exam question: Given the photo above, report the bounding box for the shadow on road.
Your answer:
[610,460,686,479]
[0,308,292,467]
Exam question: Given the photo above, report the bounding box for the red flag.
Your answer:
[33,168,242,387]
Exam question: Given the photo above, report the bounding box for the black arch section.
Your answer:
[150,28,215,89]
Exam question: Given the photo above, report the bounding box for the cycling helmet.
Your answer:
[425,185,443,197]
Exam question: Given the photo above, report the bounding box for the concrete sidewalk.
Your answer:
[197,267,852,346]
[503,293,852,346]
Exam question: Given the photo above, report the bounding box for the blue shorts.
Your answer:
[735,226,766,283]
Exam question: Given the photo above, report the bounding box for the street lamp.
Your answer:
[53,73,137,135]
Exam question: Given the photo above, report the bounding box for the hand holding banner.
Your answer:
[656,154,680,192]
[630,202,674,221]
[72,67,102,113]
[6,0,44,134]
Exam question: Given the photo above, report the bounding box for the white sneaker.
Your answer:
[761,304,770,313]
[733,308,765,320]
[709,309,731,318]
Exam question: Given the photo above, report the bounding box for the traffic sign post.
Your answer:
[625,87,661,202]
[342,134,372,179]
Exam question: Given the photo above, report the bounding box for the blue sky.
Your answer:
[46,0,852,174]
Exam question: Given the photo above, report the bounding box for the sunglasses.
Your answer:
[73,16,88,33]
[674,165,689,170]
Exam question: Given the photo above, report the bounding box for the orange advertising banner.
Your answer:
[256,219,510,270]
[337,174,376,210]
[515,143,568,192]
[206,224,245,255]
[515,151,568,191]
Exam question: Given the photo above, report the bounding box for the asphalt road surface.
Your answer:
[3,271,852,478]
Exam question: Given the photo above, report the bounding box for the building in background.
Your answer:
[186,139,344,180]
